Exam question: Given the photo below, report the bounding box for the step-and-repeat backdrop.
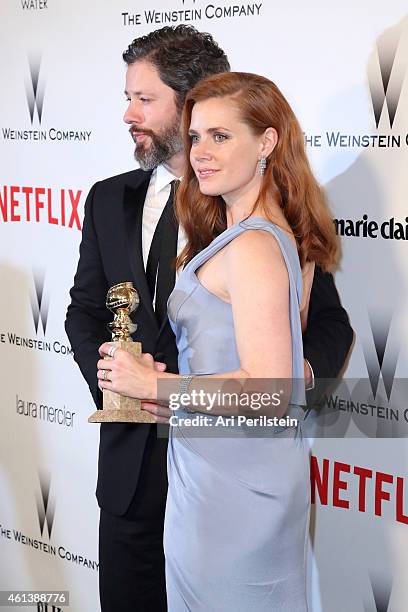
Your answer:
[1,1,407,610]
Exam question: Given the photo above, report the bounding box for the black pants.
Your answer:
[99,428,168,612]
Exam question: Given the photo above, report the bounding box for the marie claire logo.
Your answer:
[368,27,406,129]
[121,1,263,26]
[334,214,408,241]
[1,54,91,143]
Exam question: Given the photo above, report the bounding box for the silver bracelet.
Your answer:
[179,375,195,413]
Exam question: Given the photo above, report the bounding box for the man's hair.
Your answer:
[122,25,230,111]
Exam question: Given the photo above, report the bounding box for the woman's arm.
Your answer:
[97,230,293,416]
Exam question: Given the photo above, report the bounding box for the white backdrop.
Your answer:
[1,1,407,610]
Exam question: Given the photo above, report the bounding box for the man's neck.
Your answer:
[163,151,184,179]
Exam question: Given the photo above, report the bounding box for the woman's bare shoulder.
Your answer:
[225,228,284,267]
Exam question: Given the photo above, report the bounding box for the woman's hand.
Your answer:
[141,401,171,425]
[97,342,158,400]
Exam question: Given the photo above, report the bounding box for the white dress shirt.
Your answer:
[142,164,186,270]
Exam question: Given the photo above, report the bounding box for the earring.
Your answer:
[258,156,267,176]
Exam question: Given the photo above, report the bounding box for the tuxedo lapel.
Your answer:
[122,171,158,331]
[157,310,173,342]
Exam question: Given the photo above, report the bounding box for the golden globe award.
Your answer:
[88,282,156,424]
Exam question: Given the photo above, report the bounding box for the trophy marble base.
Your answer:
[88,340,156,424]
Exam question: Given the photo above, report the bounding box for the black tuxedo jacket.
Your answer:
[65,168,353,516]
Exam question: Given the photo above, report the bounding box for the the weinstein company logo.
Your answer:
[368,27,406,129]
[365,573,392,612]
[36,472,55,539]
[363,313,399,401]
[0,474,97,571]
[0,270,72,355]
[1,53,91,142]
[31,270,49,335]
[122,0,262,26]
[305,23,407,150]
[26,55,45,125]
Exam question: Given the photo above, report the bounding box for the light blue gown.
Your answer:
[165,217,310,611]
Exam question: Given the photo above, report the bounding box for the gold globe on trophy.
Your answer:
[88,282,156,423]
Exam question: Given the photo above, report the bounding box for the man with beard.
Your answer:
[65,25,353,612]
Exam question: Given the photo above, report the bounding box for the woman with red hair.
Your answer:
[99,72,339,610]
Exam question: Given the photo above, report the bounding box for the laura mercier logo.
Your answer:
[368,28,406,129]
[363,313,399,402]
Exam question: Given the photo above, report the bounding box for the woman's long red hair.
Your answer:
[175,72,339,271]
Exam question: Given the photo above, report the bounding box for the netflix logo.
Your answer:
[311,455,408,524]
[0,186,82,230]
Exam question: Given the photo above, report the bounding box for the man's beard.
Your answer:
[132,120,183,170]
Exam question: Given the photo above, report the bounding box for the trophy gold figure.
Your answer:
[88,282,156,423]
